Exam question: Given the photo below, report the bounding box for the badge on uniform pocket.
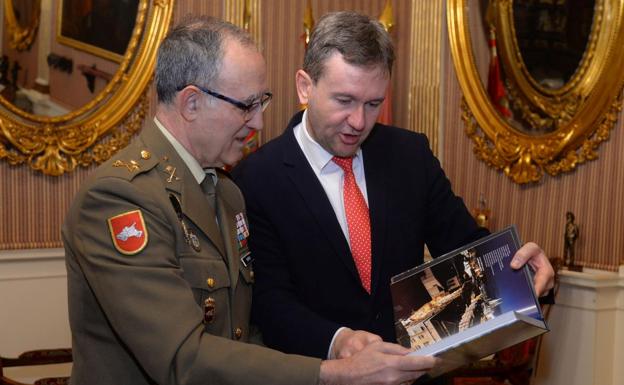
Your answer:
[235,212,251,260]
[204,297,216,324]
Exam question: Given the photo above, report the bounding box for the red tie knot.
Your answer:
[332,156,354,173]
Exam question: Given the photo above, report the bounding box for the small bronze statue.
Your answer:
[473,194,491,229]
[564,211,582,271]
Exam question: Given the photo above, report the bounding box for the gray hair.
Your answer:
[303,11,395,82]
[156,16,256,104]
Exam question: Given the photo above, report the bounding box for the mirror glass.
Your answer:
[513,0,595,90]
[0,0,174,176]
[448,0,624,184]
[0,0,141,117]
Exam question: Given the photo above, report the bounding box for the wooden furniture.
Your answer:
[1,349,71,385]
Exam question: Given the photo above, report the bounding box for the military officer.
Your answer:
[63,16,437,385]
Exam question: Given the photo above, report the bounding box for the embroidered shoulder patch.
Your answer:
[107,210,148,255]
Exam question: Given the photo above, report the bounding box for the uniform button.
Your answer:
[249,271,255,281]
[234,327,243,340]
[206,277,215,288]
[140,150,151,160]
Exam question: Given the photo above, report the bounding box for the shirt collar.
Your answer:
[154,117,215,184]
[299,109,363,173]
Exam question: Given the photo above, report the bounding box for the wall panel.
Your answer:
[441,25,624,270]
[1,0,621,271]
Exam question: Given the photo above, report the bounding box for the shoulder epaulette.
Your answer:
[107,149,159,181]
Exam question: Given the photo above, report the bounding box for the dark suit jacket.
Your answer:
[233,111,487,359]
[63,121,320,385]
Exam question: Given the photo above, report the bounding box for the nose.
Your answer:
[346,104,366,131]
[245,108,264,131]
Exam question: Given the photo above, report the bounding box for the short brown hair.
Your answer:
[303,11,395,82]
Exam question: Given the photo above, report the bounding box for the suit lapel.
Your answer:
[361,130,388,296]
[281,116,360,283]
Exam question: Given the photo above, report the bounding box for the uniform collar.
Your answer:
[154,117,216,184]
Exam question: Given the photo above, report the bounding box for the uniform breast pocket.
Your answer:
[238,263,254,285]
[179,256,232,333]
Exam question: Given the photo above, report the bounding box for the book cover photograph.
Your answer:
[390,226,548,375]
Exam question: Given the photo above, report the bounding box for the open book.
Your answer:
[390,226,548,377]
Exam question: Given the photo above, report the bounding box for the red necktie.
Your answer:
[332,156,371,293]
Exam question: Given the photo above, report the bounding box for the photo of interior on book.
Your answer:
[391,227,541,350]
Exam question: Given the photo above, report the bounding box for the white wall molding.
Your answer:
[0,248,66,281]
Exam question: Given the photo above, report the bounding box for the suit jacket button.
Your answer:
[375,312,382,320]
[234,327,243,340]
[206,277,215,288]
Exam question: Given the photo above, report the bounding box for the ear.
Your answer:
[295,69,313,105]
[176,86,202,122]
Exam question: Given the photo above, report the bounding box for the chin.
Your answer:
[334,148,358,158]
[222,153,244,167]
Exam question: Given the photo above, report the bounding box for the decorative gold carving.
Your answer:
[0,0,175,176]
[4,0,40,51]
[378,0,394,32]
[448,0,624,183]
[495,0,597,132]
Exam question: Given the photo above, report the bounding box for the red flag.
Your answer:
[487,27,511,118]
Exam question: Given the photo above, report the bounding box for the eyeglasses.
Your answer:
[180,84,272,121]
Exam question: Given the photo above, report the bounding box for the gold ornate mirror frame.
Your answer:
[4,0,41,51]
[448,0,624,184]
[0,0,174,176]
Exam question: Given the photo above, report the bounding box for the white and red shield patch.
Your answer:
[107,210,148,255]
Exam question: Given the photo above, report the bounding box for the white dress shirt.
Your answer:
[293,109,369,245]
[293,109,370,358]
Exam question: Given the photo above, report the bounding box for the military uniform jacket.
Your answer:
[62,121,320,385]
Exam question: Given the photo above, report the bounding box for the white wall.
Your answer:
[2,248,623,385]
[535,267,624,385]
[0,248,71,356]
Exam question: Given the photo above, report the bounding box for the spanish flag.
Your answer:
[485,1,511,118]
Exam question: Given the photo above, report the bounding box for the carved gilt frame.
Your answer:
[0,0,174,176]
[447,0,624,184]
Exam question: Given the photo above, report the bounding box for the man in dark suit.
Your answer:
[233,11,554,363]
[63,15,436,385]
